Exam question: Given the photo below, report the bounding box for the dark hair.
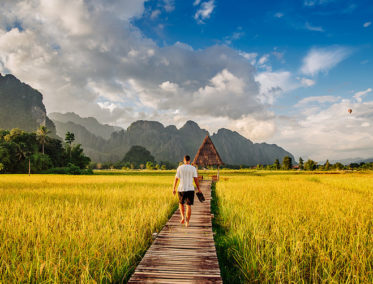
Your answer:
[184,155,191,161]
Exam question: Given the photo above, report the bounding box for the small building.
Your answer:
[193,135,224,181]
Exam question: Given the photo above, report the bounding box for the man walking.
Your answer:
[173,155,201,227]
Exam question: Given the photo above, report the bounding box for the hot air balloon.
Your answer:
[348,109,352,114]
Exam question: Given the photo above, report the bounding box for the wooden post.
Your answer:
[28,158,31,176]
[217,166,220,181]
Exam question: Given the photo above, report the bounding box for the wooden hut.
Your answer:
[193,135,223,181]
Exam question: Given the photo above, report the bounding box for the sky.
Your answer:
[0,0,372,161]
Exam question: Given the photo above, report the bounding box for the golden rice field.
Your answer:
[0,174,177,283]
[214,172,373,283]
[1,171,373,283]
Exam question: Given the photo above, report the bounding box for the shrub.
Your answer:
[42,164,93,175]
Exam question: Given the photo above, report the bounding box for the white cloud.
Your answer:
[271,97,373,161]
[274,12,284,18]
[97,101,118,112]
[299,77,316,87]
[159,81,180,94]
[163,0,175,12]
[305,22,324,32]
[0,0,268,128]
[230,115,276,141]
[239,52,257,65]
[300,46,351,76]
[255,71,298,104]
[303,0,335,6]
[258,54,269,65]
[150,9,161,20]
[272,49,285,61]
[295,95,339,107]
[224,31,245,44]
[354,88,372,103]
[194,0,215,23]
[363,22,371,28]
[1,0,282,138]
[193,0,201,6]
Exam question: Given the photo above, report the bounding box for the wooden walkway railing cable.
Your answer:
[128,180,222,283]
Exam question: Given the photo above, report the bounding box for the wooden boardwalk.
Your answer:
[128,180,222,283]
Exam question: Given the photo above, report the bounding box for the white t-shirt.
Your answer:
[176,164,198,192]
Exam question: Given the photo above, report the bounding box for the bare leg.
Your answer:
[185,205,192,227]
[179,203,185,224]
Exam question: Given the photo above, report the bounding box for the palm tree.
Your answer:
[15,142,32,175]
[36,125,50,154]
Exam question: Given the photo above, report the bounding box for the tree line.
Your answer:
[254,156,373,171]
[0,126,91,174]
[89,145,176,170]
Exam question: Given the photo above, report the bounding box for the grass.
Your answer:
[0,174,178,283]
[213,172,373,283]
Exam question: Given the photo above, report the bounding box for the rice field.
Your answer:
[213,172,373,283]
[0,174,177,283]
[1,171,373,283]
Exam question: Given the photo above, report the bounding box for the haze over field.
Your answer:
[0,0,372,160]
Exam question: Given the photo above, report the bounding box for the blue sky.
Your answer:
[135,0,373,104]
[0,0,372,160]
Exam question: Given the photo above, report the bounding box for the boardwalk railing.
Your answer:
[128,180,222,283]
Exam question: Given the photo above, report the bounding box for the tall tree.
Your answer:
[324,160,331,171]
[273,159,280,170]
[304,159,317,171]
[65,132,75,145]
[65,132,75,161]
[282,156,292,170]
[299,157,304,170]
[36,125,51,154]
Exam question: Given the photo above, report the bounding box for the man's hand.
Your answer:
[173,177,179,196]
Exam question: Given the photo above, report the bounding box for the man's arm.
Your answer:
[173,177,179,195]
[194,177,201,193]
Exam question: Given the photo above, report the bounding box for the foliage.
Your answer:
[36,125,51,154]
[324,159,331,170]
[69,144,91,168]
[282,155,292,170]
[122,145,155,168]
[304,159,317,171]
[0,174,178,282]
[273,159,280,170]
[31,153,53,172]
[333,162,345,170]
[146,161,154,170]
[299,157,304,170]
[65,131,75,145]
[0,128,90,173]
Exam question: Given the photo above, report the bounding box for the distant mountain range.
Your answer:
[1,73,295,165]
[49,112,122,140]
[51,113,295,165]
[325,158,373,165]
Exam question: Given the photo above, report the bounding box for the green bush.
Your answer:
[42,164,93,175]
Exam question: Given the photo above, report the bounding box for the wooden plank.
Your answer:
[128,180,222,283]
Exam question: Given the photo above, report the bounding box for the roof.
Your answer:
[193,135,224,166]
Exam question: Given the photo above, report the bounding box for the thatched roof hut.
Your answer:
[193,135,223,167]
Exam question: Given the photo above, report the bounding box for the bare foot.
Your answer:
[180,218,185,224]
[185,221,189,227]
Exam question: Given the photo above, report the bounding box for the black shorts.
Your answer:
[178,191,194,205]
